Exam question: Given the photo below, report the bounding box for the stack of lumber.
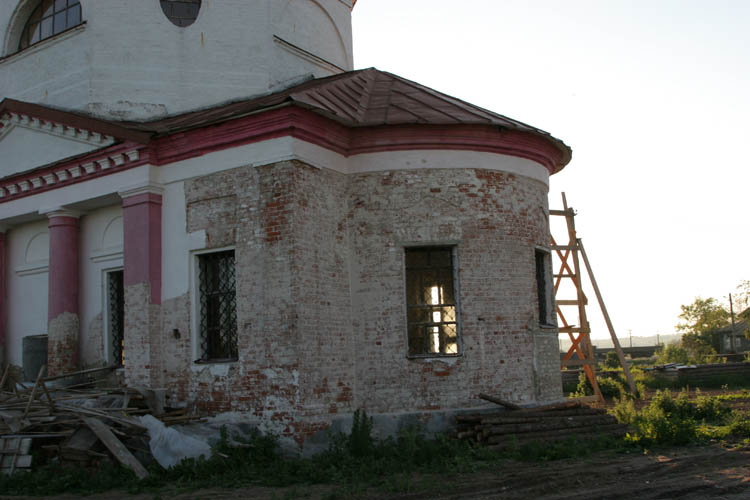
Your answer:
[651,362,750,385]
[0,364,205,477]
[455,398,628,449]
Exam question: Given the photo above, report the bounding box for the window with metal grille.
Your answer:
[106,269,125,366]
[160,0,201,27]
[197,250,237,362]
[19,0,82,51]
[405,247,460,356]
[535,248,554,326]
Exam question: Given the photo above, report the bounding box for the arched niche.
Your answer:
[101,215,123,250]
[25,231,49,264]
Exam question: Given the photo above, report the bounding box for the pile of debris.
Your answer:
[0,365,206,477]
[455,395,627,449]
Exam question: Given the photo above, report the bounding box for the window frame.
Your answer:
[535,246,556,328]
[402,244,462,359]
[102,266,125,367]
[191,246,238,364]
[17,0,84,52]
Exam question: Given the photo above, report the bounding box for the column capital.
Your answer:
[118,182,164,199]
[39,207,83,219]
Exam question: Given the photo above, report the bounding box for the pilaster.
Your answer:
[41,209,81,376]
[120,183,163,387]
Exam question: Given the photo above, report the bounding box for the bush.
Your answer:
[574,372,627,399]
[728,411,750,438]
[603,351,621,369]
[612,390,730,446]
[655,343,690,365]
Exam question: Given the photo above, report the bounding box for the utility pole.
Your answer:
[629,329,632,348]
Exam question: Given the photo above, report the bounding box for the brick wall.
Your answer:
[156,159,561,446]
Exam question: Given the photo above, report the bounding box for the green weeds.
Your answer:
[611,389,745,446]
[4,400,749,497]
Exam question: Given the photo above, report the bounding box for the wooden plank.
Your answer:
[570,395,600,404]
[22,365,46,419]
[40,365,118,383]
[479,393,522,410]
[579,240,637,395]
[0,365,9,392]
[558,326,585,333]
[65,427,98,452]
[551,245,577,251]
[56,405,147,431]
[549,209,574,216]
[39,376,55,413]
[83,417,148,479]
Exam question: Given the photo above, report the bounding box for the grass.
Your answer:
[0,410,636,497]
[3,396,750,498]
[611,389,750,447]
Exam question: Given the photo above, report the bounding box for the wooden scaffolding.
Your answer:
[550,194,635,402]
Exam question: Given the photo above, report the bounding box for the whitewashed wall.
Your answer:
[5,219,49,368]
[0,0,353,119]
[79,205,123,367]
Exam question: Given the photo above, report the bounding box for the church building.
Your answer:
[0,0,570,449]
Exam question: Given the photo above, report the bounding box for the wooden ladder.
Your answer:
[551,193,635,402]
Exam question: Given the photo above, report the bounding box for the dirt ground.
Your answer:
[2,444,748,500]
[3,389,750,500]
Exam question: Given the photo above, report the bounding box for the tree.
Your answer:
[675,296,730,362]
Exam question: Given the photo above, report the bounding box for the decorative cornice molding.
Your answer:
[39,207,83,219]
[150,107,564,174]
[0,111,116,147]
[0,105,563,208]
[0,145,147,203]
[118,182,164,199]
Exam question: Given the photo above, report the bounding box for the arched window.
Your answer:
[18,0,82,51]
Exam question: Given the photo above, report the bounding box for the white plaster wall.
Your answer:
[1,0,353,119]
[0,126,100,178]
[79,205,123,367]
[5,219,49,368]
[0,26,90,110]
[161,181,205,301]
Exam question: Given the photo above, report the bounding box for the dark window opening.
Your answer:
[198,250,237,362]
[107,270,125,366]
[19,0,82,51]
[535,249,553,326]
[405,247,459,356]
[160,0,201,27]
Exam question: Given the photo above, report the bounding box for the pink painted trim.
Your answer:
[122,193,162,305]
[149,107,564,174]
[47,216,79,320]
[0,232,5,349]
[0,104,564,207]
[0,143,148,204]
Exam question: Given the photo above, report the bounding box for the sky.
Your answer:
[351,0,750,340]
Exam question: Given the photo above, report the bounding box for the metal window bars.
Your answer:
[198,250,238,361]
[107,270,125,366]
[405,247,459,356]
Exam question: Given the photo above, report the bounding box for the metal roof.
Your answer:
[127,68,571,167]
